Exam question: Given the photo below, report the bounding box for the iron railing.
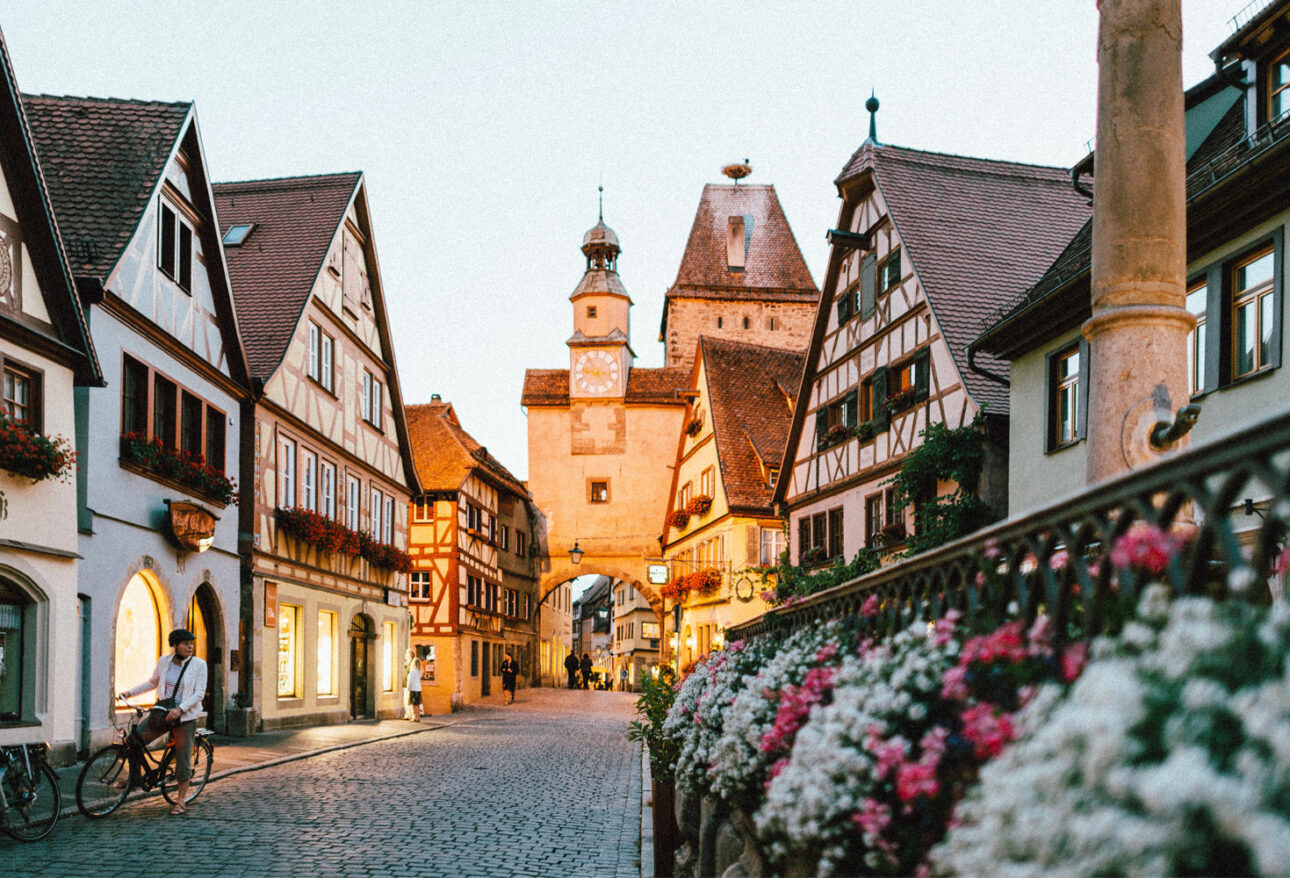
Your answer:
[729,407,1290,643]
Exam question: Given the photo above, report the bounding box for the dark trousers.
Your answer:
[566,670,577,689]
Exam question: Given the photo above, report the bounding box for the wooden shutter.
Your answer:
[871,366,889,430]
[860,253,877,318]
[913,347,931,401]
[843,388,858,427]
[814,408,828,444]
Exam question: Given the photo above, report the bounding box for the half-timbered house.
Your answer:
[775,115,1090,567]
[25,94,252,747]
[406,398,538,712]
[0,32,101,761]
[662,337,802,666]
[214,172,418,731]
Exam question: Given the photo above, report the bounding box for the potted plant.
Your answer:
[880,521,908,546]
[0,415,76,483]
[853,420,877,442]
[667,508,691,529]
[802,545,827,565]
[627,666,682,876]
[886,387,917,414]
[685,495,713,517]
[685,417,703,437]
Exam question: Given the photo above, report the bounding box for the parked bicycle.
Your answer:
[0,742,60,841]
[75,696,213,818]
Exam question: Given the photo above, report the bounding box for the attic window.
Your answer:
[727,215,753,271]
[222,224,255,246]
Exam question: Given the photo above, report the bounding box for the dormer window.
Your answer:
[727,215,753,271]
[158,199,193,292]
[222,223,255,246]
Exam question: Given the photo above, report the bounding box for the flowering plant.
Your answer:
[934,585,1290,877]
[757,610,1081,875]
[660,567,724,602]
[664,640,766,796]
[276,507,361,556]
[685,494,713,517]
[120,432,237,505]
[853,419,877,442]
[0,414,76,483]
[359,532,413,573]
[667,508,691,529]
[886,386,917,414]
[685,417,704,437]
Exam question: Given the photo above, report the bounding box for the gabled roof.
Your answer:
[23,92,250,391]
[836,144,1092,411]
[22,94,189,280]
[700,337,804,512]
[0,29,99,384]
[406,400,528,498]
[521,366,690,407]
[667,184,818,298]
[213,173,361,381]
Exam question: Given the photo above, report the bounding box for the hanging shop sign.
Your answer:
[165,500,218,553]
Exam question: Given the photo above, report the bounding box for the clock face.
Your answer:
[574,349,620,394]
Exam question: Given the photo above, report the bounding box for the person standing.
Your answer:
[580,653,592,690]
[404,649,423,720]
[500,652,518,705]
[564,652,579,689]
[119,628,208,816]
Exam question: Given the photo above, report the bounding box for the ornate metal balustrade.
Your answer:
[729,408,1290,644]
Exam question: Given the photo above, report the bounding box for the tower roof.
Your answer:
[581,218,620,255]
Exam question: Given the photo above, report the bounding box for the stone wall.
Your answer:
[665,298,814,370]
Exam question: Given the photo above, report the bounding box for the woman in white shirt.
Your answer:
[404,649,423,720]
[119,628,208,815]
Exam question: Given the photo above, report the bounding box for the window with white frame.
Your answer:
[279,438,297,508]
[307,322,335,393]
[346,475,361,531]
[301,450,317,512]
[383,495,393,544]
[321,461,336,519]
[371,487,383,538]
[158,198,194,292]
[361,370,383,429]
[759,527,783,566]
[410,571,431,600]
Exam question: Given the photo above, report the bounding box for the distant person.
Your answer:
[620,667,629,692]
[500,652,518,705]
[564,652,579,689]
[580,653,592,690]
[404,649,423,721]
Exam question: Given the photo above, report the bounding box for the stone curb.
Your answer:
[641,745,654,878]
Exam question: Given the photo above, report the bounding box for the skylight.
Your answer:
[222,223,255,246]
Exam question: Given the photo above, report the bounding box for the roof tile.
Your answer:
[406,401,528,497]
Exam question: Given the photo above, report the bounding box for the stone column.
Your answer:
[1084,0,1193,484]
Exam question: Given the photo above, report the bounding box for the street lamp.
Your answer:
[569,541,584,565]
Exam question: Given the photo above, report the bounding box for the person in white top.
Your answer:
[119,628,208,815]
[404,649,423,721]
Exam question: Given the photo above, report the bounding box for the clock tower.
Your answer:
[568,193,633,399]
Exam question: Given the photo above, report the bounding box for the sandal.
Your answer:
[168,803,186,816]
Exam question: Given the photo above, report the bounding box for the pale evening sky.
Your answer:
[3,2,1240,484]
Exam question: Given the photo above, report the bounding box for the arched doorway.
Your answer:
[0,576,33,724]
[185,583,224,731]
[114,571,169,706]
[348,614,374,720]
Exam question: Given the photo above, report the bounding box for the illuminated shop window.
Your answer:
[278,604,300,698]
[115,572,165,706]
[317,611,336,696]
[382,621,396,692]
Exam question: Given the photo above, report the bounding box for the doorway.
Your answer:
[186,584,224,731]
[348,615,373,720]
[481,641,491,697]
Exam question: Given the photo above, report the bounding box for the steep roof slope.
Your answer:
[838,144,1092,412]
[701,337,804,511]
[667,183,817,300]
[406,400,528,498]
[22,94,189,280]
[213,173,360,381]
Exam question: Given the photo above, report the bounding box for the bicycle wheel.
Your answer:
[161,738,212,804]
[3,761,60,841]
[76,744,132,818]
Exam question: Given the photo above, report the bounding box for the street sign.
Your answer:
[648,563,669,584]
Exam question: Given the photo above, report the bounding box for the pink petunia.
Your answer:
[896,760,940,801]
[959,703,1015,760]
[1062,642,1089,683]
[1110,522,1182,575]
[861,594,881,617]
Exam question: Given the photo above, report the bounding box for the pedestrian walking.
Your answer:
[500,651,518,704]
[118,628,208,815]
[404,649,423,721]
[619,667,629,692]
[564,652,580,689]
[580,653,592,690]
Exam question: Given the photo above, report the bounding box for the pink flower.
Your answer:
[851,798,892,836]
[815,642,839,663]
[1049,549,1069,571]
[1275,546,1290,577]
[960,621,1027,666]
[919,726,949,765]
[974,570,986,587]
[869,734,909,780]
[959,703,1015,760]
[896,760,939,801]
[1062,642,1089,683]
[984,538,1001,560]
[1110,522,1182,575]
[861,594,880,617]
[941,664,969,701]
[1027,614,1053,654]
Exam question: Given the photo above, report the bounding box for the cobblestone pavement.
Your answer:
[1,688,642,878]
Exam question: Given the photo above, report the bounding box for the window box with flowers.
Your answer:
[275,506,411,571]
[879,521,908,547]
[660,567,724,603]
[0,414,77,484]
[802,545,827,565]
[886,386,918,415]
[685,495,713,517]
[684,417,704,437]
[667,509,691,529]
[853,419,877,443]
[120,432,237,506]
[818,423,851,450]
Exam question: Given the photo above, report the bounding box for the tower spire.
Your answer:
[866,90,880,144]
[598,184,604,222]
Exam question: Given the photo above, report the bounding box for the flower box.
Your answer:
[668,509,691,529]
[0,415,76,483]
[885,387,917,414]
[685,495,713,517]
[120,432,237,505]
[853,420,877,442]
[275,506,411,571]
[685,417,704,437]
[879,522,907,546]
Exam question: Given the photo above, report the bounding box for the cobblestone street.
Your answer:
[1,689,642,878]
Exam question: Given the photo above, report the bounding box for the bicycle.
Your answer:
[75,697,214,818]
[0,741,60,841]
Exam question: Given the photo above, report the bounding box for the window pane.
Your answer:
[278,605,298,697]
[206,408,225,472]
[1236,299,1256,376]
[122,357,149,435]
[178,222,193,290]
[317,611,335,696]
[1186,284,1207,316]
[115,573,161,707]
[159,205,176,276]
[1261,292,1275,369]
[302,452,317,512]
[1238,252,1275,292]
[308,324,319,380]
[321,335,334,392]
[181,392,203,457]
[153,375,177,447]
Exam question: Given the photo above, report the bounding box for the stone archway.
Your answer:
[536,565,671,664]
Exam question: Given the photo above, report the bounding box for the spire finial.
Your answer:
[598,184,604,221]
[866,90,880,143]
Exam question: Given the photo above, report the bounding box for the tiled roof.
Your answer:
[700,337,804,512]
[22,94,190,280]
[213,173,360,381]
[406,401,528,497]
[840,144,1092,412]
[667,184,817,300]
[521,366,690,407]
